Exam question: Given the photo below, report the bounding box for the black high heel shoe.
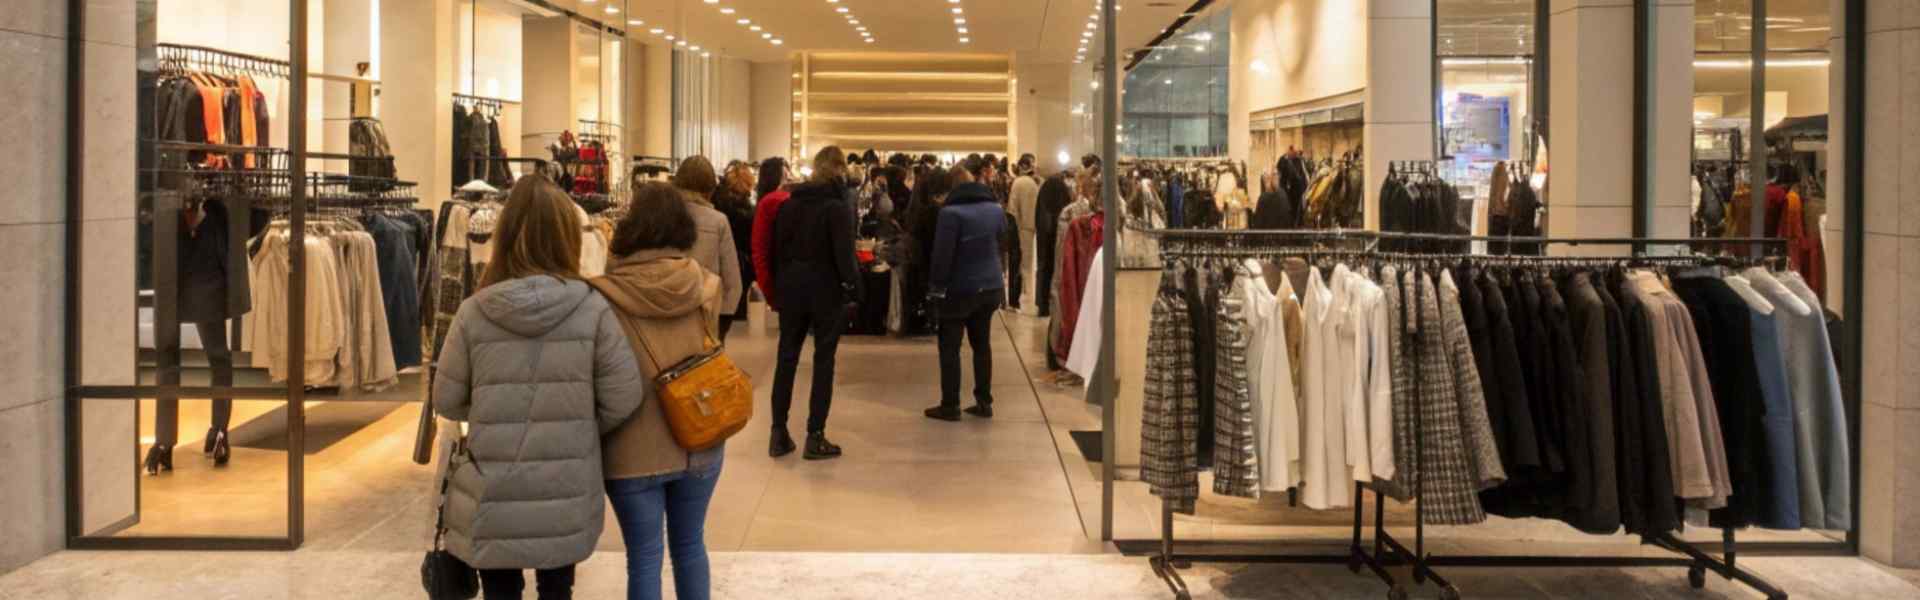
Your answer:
[144,445,174,476]
[211,430,231,467]
[203,427,219,456]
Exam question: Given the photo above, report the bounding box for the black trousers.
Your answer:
[937,290,1002,409]
[478,566,575,600]
[155,320,234,447]
[1035,231,1057,314]
[771,308,846,434]
[718,316,736,341]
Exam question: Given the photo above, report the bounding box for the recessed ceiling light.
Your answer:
[836,7,848,13]
[720,7,735,14]
[650,28,663,34]
[762,33,772,39]
[604,6,617,14]
[750,25,762,31]
[737,18,750,24]
[959,37,970,43]
[771,39,784,45]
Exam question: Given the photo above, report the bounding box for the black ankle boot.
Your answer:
[769,428,797,458]
[924,405,962,422]
[211,430,231,467]
[144,445,174,476]
[803,432,842,461]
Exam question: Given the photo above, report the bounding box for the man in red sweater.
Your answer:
[751,157,792,311]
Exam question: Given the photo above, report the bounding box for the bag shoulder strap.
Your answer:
[586,277,722,377]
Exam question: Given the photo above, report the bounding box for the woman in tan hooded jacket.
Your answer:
[590,182,727,600]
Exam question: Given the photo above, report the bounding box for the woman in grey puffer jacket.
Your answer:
[435,177,646,599]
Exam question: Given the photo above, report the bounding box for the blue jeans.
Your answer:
[605,460,723,600]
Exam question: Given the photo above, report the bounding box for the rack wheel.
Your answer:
[1171,559,1193,569]
[1387,584,1410,600]
[1439,585,1462,600]
[1175,592,1192,600]
[1687,565,1707,589]
[1347,554,1363,574]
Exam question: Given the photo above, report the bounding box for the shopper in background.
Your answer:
[904,167,956,336]
[433,176,645,600]
[1032,172,1073,317]
[670,156,744,339]
[751,157,791,312]
[593,182,728,600]
[882,165,912,227]
[712,163,758,338]
[767,146,862,460]
[1008,155,1041,312]
[924,156,1006,421]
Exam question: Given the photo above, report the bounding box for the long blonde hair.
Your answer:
[479,176,583,288]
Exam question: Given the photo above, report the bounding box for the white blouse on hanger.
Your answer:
[1298,266,1347,509]
[1244,261,1301,493]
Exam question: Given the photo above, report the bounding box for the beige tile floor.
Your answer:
[102,303,1097,555]
[3,548,1918,599]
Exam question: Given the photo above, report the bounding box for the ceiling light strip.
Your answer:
[829,0,874,44]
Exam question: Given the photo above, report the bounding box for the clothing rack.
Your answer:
[156,43,291,79]
[1140,229,1795,600]
[453,93,509,117]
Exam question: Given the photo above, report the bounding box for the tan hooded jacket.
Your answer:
[589,249,727,480]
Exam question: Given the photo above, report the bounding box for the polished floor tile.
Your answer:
[3,549,1915,599]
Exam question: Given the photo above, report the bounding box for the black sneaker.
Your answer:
[803,432,843,460]
[964,404,994,419]
[770,428,797,458]
[924,405,963,422]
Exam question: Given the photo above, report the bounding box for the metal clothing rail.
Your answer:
[1139,230,1796,600]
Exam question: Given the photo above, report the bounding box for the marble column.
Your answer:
[1857,0,1920,570]
[640,41,673,159]
[1363,0,1435,231]
[379,0,455,203]
[522,16,579,151]
[1649,0,1696,239]
[0,0,139,575]
[1546,0,1637,251]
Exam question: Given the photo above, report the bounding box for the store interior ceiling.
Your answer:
[535,0,1187,64]
[499,0,1833,65]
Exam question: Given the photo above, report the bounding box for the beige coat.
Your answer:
[590,250,727,480]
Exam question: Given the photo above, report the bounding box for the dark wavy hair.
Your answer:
[612,182,698,255]
[755,157,787,200]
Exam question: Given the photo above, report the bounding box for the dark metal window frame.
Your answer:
[1106,0,1866,563]
[64,0,313,551]
[1629,0,1864,555]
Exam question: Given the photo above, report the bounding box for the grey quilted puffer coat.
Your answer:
[433,275,646,570]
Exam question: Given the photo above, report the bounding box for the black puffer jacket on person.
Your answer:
[772,181,863,315]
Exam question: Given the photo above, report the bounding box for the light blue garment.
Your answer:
[1744,300,1802,529]
[1747,269,1851,531]
[606,459,724,600]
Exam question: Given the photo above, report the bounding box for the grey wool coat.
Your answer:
[433,275,646,570]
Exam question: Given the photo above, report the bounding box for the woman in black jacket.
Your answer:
[904,167,955,336]
[1032,174,1073,317]
[768,146,862,461]
[713,162,758,338]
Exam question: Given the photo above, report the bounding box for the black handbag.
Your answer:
[421,440,479,600]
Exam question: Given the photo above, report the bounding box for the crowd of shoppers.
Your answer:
[429,146,1050,599]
